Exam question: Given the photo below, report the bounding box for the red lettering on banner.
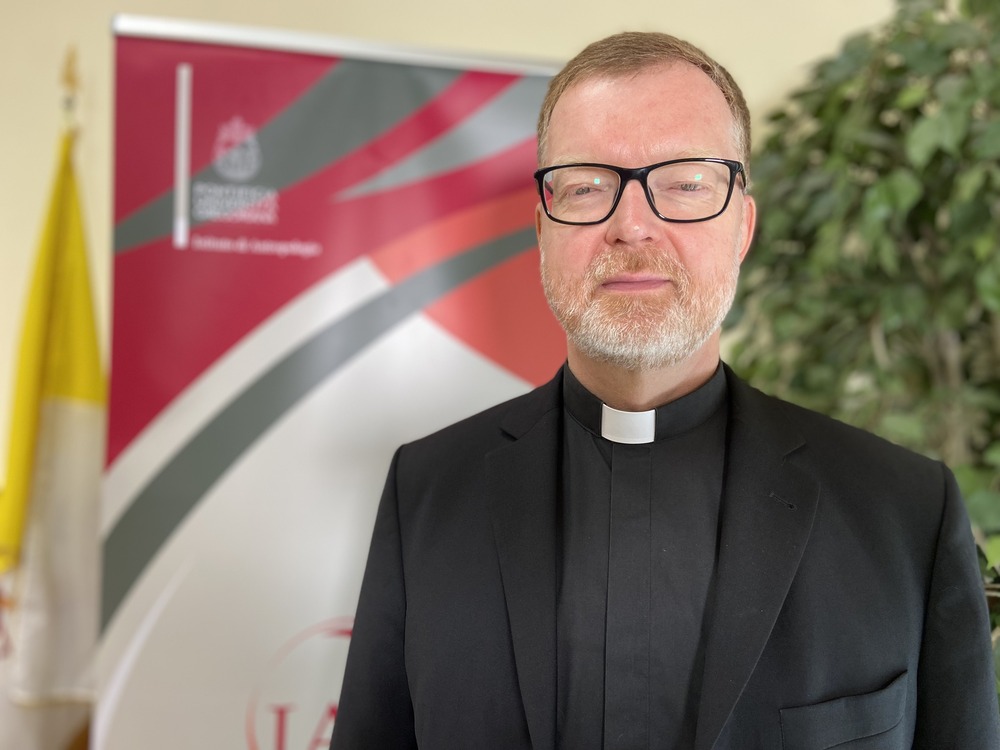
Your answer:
[306,704,338,750]
[246,618,352,750]
[270,704,294,750]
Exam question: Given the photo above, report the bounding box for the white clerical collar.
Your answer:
[601,403,656,444]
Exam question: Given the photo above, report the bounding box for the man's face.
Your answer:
[536,62,756,371]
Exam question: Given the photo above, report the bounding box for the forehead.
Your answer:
[544,63,737,165]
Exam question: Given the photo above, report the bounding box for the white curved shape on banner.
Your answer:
[92,560,192,750]
[102,257,387,537]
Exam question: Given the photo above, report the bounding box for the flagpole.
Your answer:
[62,47,79,129]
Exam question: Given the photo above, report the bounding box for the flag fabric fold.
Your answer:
[0,130,105,749]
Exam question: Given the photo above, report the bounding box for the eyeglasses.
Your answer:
[534,158,745,226]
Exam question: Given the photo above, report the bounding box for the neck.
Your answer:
[566,333,721,412]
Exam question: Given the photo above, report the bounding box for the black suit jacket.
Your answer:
[331,366,1000,749]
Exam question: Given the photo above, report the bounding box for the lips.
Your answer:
[600,275,670,292]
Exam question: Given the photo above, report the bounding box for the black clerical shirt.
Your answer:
[557,365,728,750]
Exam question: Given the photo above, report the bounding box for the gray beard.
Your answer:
[542,246,740,372]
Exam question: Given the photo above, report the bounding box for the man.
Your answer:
[331,32,999,749]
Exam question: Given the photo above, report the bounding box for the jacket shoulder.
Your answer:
[729,369,947,487]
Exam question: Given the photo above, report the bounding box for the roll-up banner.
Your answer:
[102,16,560,749]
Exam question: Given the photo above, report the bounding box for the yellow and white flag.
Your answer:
[0,131,106,749]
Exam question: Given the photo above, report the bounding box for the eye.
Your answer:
[558,176,612,200]
[573,177,608,195]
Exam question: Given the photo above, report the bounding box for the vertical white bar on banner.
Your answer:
[173,63,192,249]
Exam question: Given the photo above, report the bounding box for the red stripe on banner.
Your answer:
[369,187,537,279]
[316,71,520,195]
[114,37,337,221]
[370,187,566,386]
[426,250,565,386]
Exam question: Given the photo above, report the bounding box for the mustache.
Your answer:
[586,246,690,291]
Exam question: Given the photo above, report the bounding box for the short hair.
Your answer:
[537,31,751,184]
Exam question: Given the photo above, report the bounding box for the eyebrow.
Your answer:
[673,148,720,159]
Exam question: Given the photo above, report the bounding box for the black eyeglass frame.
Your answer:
[533,157,746,226]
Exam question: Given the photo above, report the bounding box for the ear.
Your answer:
[535,201,545,243]
[737,194,756,264]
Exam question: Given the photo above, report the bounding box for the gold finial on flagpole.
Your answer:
[62,46,79,128]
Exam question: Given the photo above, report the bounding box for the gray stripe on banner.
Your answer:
[101,226,538,629]
[114,60,461,253]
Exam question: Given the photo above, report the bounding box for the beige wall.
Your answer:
[0,0,894,481]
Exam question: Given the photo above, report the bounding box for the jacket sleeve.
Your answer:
[914,463,1000,748]
[330,448,417,750]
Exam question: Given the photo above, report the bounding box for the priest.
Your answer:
[331,31,999,750]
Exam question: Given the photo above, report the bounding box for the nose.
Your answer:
[604,178,660,245]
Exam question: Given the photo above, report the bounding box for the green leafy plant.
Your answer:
[729,0,1000,695]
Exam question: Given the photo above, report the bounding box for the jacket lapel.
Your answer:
[487,372,563,750]
[694,370,820,750]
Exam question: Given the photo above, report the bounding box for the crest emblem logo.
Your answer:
[213,116,262,183]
